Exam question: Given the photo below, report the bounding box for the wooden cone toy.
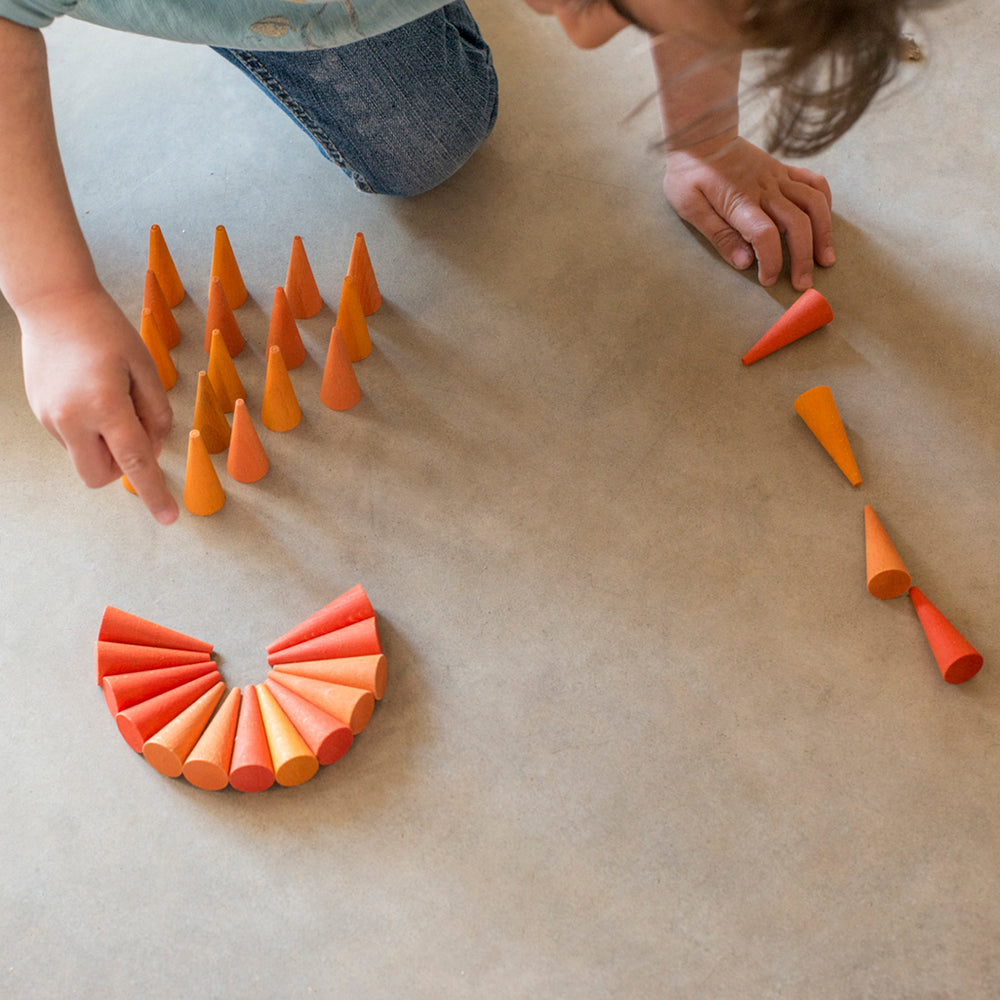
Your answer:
[229,685,275,793]
[115,670,221,752]
[227,399,270,483]
[793,385,862,486]
[95,640,210,685]
[143,268,181,349]
[143,681,226,777]
[266,286,306,369]
[207,329,245,413]
[267,585,375,654]
[864,505,911,599]
[268,616,382,666]
[182,686,242,790]
[147,224,184,307]
[139,308,177,391]
[203,275,245,357]
[261,345,302,432]
[210,225,248,309]
[908,587,984,684]
[256,683,319,786]
[268,670,374,734]
[320,325,361,411]
[184,429,225,516]
[347,232,381,315]
[121,475,137,495]
[275,654,387,700]
[264,678,353,765]
[102,660,217,714]
[284,235,323,319]
[98,606,213,653]
[335,274,372,362]
[192,371,231,454]
[742,289,833,365]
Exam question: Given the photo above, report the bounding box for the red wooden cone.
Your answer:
[266,286,306,369]
[98,607,213,654]
[268,670,374,734]
[227,399,270,483]
[115,670,221,752]
[274,654,387,700]
[147,224,184,307]
[229,685,275,792]
[284,235,322,319]
[267,585,374,654]
[210,225,248,309]
[256,684,319,787]
[320,325,362,411]
[264,677,353,765]
[268,616,381,665]
[143,268,181,349]
[908,587,984,684]
[143,681,226,777]
[182,686,242,790]
[102,660,217,714]
[192,371,231,454]
[203,275,244,356]
[742,289,833,365]
[139,308,177,391]
[347,232,381,315]
[335,274,372,361]
[95,641,210,685]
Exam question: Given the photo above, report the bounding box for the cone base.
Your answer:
[942,653,985,685]
[229,765,276,793]
[868,568,911,601]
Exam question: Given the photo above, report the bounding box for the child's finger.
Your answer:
[101,412,179,525]
[129,355,174,454]
[673,192,755,271]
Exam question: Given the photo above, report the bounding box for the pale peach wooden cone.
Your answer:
[256,684,319,786]
[207,328,245,413]
[267,670,374,734]
[320,325,361,410]
[261,345,302,432]
[274,654,387,700]
[266,286,306,368]
[347,232,381,315]
[192,371,231,454]
[335,274,372,361]
[864,505,911,599]
[143,681,226,777]
[210,224,248,308]
[284,235,322,319]
[203,275,244,356]
[143,268,181,349]
[183,686,242,790]
[227,399,270,483]
[139,308,177,391]
[183,429,225,515]
[147,225,184,307]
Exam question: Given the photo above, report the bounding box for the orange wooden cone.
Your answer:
[335,274,372,362]
[183,429,225,516]
[266,286,306,369]
[98,606,213,653]
[182,686,242,790]
[284,235,323,319]
[143,268,181,349]
[139,308,177,391]
[347,232,381,315]
[121,475,137,495]
[210,224,248,309]
[102,660,217,714]
[793,385,862,486]
[227,399,269,483]
[268,670,374,734]
[192,371,231,454]
[742,289,833,365]
[256,683,319,786]
[95,641,210,684]
[143,681,226,777]
[264,678,353,765]
[229,685,275,792]
[203,275,245,357]
[274,654,387,700]
[147,224,184,307]
[115,670,221,752]
[207,328,245,413]
[261,345,302,432]
[864,505,911,599]
[320,325,362,411]
[268,616,382,665]
[267,585,375,654]
[908,587,984,684]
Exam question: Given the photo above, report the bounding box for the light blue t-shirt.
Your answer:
[0,0,449,49]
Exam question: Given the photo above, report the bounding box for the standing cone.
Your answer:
[115,670,222,752]
[256,683,319,786]
[102,660,218,715]
[143,681,226,777]
[227,399,270,483]
[742,289,833,365]
[335,274,372,361]
[268,616,381,665]
[284,235,323,319]
[183,429,225,516]
[268,670,374,734]
[143,269,181,349]
[274,654,387,700]
[908,587,984,684]
[229,685,275,792]
[267,585,375,654]
[204,275,245,357]
[864,505,911,599]
[793,385,862,486]
[139,308,177,391]
[207,328,245,413]
[348,232,381,315]
[261,345,302,432]
[192,371,231,454]
[210,225,247,309]
[182,686,242,790]
[266,286,306,369]
[147,225,184,307]
[98,606,213,653]
[320,325,362,411]
[264,678,353,765]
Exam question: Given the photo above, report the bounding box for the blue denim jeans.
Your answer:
[213,2,498,197]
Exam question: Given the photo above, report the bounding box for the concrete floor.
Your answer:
[3,3,999,997]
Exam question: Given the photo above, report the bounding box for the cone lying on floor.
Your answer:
[274,654,387,700]
[115,670,222,752]
[183,686,242,790]
[98,606,213,654]
[284,235,323,319]
[143,680,226,777]
[229,685,275,793]
[267,286,306,369]
[268,616,382,665]
[102,660,217,714]
[267,584,374,654]
[139,308,177,391]
[268,670,374,734]
[143,268,181,349]
[147,225,184,307]
[261,345,302,432]
[207,328,245,413]
[204,275,245,357]
[793,385,862,486]
[256,683,319,787]
[95,640,210,685]
[864,505,911,599]
[227,399,270,483]
[184,429,226,516]
[210,225,248,309]
[264,678,353,765]
[348,232,381,315]
[908,587,984,684]
[742,289,833,365]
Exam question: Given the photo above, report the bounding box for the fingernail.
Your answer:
[733,249,753,270]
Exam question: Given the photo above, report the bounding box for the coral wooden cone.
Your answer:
[742,289,833,365]
[256,684,319,786]
[347,232,381,315]
[192,371,231,454]
[227,399,269,483]
[203,275,245,357]
[115,670,221,752]
[143,268,181,349]
[95,641,210,685]
[207,328,245,413]
[793,385,862,486]
[266,286,306,369]
[908,587,984,684]
[284,235,322,319]
[102,660,217,714]
[267,585,375,654]
[864,505,911,599]
[274,654,387,700]
[335,274,372,362]
[182,686,242,790]
[183,429,226,516]
[139,308,177,391]
[210,225,248,309]
[268,670,374,734]
[264,678,353,765]
[320,325,362,411]
[229,685,275,793]
[143,681,226,777]
[261,345,302,432]
[147,224,184,307]
[98,606,213,653]
[268,616,382,665]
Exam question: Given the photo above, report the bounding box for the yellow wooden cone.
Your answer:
[335,274,372,362]
[348,232,381,315]
[256,683,319,787]
[147,224,184,307]
[864,505,911,599]
[284,235,323,319]
[183,429,225,515]
[192,371,231,454]
[143,681,226,777]
[210,224,247,309]
[261,345,302,432]
[139,307,177,391]
[207,328,245,414]
[793,385,862,486]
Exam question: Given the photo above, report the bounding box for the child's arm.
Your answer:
[652,34,835,291]
[0,18,178,524]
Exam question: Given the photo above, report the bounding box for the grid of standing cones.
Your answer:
[743,290,983,685]
[133,224,381,515]
[95,585,386,790]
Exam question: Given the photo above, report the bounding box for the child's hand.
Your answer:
[663,136,835,291]
[19,285,179,525]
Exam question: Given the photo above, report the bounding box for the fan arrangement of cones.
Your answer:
[95,585,387,790]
